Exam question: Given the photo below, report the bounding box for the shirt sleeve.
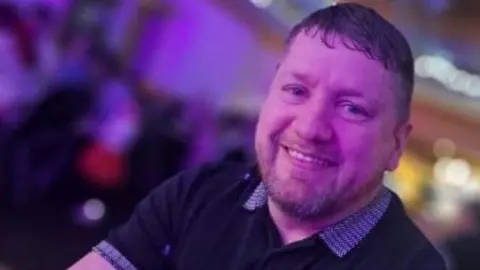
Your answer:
[92,169,193,270]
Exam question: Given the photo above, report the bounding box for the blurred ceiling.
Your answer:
[409,0,480,42]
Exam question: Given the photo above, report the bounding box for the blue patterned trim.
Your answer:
[243,182,267,211]
[93,241,137,270]
[243,182,392,258]
[319,188,391,257]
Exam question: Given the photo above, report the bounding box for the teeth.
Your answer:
[287,148,322,164]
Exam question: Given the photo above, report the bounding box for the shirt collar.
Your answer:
[242,181,391,258]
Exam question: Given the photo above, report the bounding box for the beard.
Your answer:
[255,135,384,222]
[263,166,340,221]
[260,159,382,222]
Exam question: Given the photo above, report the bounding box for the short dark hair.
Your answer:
[287,3,414,123]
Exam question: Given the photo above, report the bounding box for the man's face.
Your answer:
[255,32,410,220]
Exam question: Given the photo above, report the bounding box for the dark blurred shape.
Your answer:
[19,84,92,133]
[442,202,480,270]
[218,111,249,130]
[128,92,188,198]
[88,42,125,78]
[218,111,254,163]
[34,3,55,26]
[0,3,18,26]
[53,34,93,87]
[222,148,248,163]
[3,84,93,206]
[444,235,480,270]
[0,3,37,67]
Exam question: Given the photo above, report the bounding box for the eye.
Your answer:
[338,102,370,121]
[280,84,309,103]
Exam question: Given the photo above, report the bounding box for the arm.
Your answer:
[69,252,115,270]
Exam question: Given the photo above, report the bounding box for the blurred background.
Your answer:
[0,0,479,269]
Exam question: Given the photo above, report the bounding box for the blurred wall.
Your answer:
[131,0,278,112]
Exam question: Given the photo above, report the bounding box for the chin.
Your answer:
[267,169,315,200]
[271,190,339,220]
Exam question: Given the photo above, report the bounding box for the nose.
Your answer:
[293,104,333,143]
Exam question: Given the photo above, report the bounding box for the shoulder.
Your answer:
[386,192,446,270]
[406,244,446,270]
[148,161,253,237]
[151,161,252,203]
[369,192,446,269]
[101,162,252,259]
[172,161,250,188]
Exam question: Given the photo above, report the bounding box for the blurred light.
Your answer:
[462,178,480,199]
[433,157,449,182]
[444,159,471,186]
[434,158,471,187]
[415,55,480,98]
[433,138,456,158]
[250,0,274,8]
[392,154,428,207]
[82,198,106,221]
[432,199,461,222]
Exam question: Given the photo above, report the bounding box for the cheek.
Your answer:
[257,101,293,140]
[255,103,293,158]
[337,126,390,170]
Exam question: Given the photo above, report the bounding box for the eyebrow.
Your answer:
[335,88,381,108]
[289,71,319,87]
[334,88,366,98]
[282,71,377,101]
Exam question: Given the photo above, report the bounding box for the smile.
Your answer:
[283,146,337,167]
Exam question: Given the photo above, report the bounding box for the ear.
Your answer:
[386,122,412,171]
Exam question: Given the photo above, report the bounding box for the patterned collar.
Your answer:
[243,181,392,258]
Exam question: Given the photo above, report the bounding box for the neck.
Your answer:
[268,186,382,245]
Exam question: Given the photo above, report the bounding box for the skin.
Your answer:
[254,31,411,244]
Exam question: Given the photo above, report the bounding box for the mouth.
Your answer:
[282,146,338,168]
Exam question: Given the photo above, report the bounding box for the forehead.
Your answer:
[280,32,394,94]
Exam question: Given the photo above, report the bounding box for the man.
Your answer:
[71,3,446,269]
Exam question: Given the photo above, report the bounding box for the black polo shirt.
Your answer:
[93,162,446,270]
